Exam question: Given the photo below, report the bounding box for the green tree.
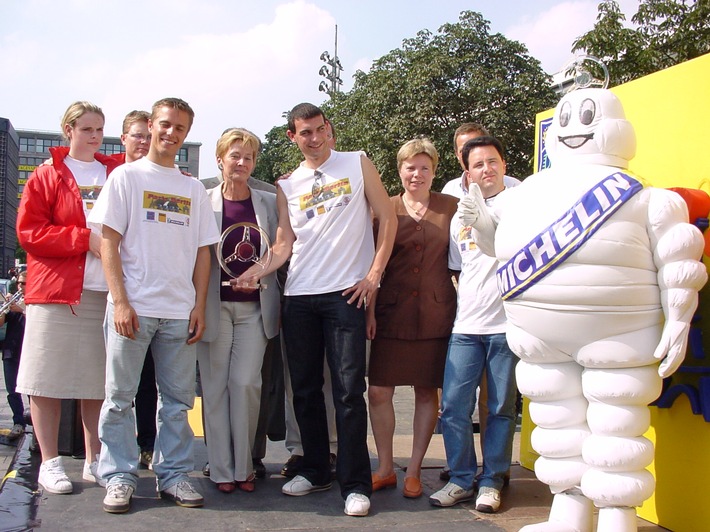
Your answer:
[573,0,710,87]
[322,11,558,192]
[252,124,302,184]
[15,243,25,265]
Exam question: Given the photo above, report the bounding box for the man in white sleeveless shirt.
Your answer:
[237,103,396,517]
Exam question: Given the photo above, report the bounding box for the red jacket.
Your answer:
[17,147,123,304]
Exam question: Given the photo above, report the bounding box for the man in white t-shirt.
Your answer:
[89,98,220,514]
[441,123,521,198]
[237,103,396,517]
[429,136,518,514]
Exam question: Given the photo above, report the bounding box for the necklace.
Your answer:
[402,194,429,216]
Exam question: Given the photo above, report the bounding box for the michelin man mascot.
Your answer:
[462,78,707,530]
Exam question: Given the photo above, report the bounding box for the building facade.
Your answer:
[0,119,19,279]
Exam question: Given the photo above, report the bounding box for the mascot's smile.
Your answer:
[559,133,594,149]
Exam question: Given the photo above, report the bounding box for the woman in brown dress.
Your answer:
[367,138,458,498]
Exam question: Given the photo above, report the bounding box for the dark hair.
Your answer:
[461,136,505,168]
[287,102,325,133]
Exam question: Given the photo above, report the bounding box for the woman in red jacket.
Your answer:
[16,101,121,495]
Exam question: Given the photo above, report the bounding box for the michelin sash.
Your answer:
[498,172,643,300]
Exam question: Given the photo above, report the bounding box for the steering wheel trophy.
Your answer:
[217,222,272,290]
[558,55,610,95]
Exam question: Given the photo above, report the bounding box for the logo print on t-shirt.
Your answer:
[79,185,103,211]
[143,190,191,226]
[300,177,352,219]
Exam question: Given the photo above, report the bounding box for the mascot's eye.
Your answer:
[579,99,596,125]
[559,102,571,127]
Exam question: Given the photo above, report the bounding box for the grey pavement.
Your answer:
[0,372,666,531]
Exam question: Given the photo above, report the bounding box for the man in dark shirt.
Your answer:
[2,271,27,440]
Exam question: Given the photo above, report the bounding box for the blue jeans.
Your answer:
[98,303,196,491]
[282,292,372,498]
[441,333,518,491]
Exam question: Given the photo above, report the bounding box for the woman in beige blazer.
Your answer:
[198,128,279,493]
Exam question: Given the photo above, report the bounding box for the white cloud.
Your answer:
[0,0,336,176]
[505,0,638,74]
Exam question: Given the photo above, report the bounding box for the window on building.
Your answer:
[100,143,125,156]
[175,148,188,162]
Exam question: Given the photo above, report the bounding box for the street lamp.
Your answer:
[319,25,343,97]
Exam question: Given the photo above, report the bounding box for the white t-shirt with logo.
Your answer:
[64,155,108,291]
[278,150,374,296]
[88,157,220,319]
[448,195,507,335]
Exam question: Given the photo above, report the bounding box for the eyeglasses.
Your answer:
[127,133,151,142]
[312,170,325,198]
[17,282,26,285]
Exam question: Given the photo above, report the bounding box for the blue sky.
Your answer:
[0,0,638,176]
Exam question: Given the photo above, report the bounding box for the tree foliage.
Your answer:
[252,124,302,184]
[255,11,557,191]
[323,11,557,193]
[573,0,710,86]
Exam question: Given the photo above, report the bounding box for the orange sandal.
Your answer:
[403,476,422,498]
[371,471,397,491]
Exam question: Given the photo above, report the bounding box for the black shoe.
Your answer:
[202,462,210,477]
[329,453,337,480]
[439,467,450,481]
[252,458,266,479]
[281,455,303,478]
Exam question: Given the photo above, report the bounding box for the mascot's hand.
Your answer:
[457,184,482,226]
[460,183,497,232]
[654,320,690,378]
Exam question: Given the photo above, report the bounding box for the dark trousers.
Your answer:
[282,292,372,498]
[135,347,157,451]
[252,334,286,459]
[3,355,24,425]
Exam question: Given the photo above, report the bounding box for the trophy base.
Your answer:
[221,280,266,290]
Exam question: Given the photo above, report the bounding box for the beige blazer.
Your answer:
[201,185,280,343]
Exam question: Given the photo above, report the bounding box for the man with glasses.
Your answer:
[236,102,396,517]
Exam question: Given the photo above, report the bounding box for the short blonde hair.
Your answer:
[60,101,104,141]
[215,128,262,161]
[122,110,150,134]
[397,138,439,173]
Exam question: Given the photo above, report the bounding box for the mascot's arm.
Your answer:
[460,183,499,257]
[649,190,708,378]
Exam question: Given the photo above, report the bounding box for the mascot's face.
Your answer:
[548,88,636,168]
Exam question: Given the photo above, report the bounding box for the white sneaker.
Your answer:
[429,481,475,507]
[159,480,204,508]
[82,454,106,487]
[282,475,332,496]
[475,486,501,513]
[344,493,370,516]
[103,483,134,513]
[38,456,73,494]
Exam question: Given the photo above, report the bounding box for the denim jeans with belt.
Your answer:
[282,291,372,498]
[98,302,196,492]
[441,332,518,491]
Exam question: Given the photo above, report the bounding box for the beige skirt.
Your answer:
[16,290,108,400]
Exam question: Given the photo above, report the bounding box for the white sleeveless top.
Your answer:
[279,150,374,296]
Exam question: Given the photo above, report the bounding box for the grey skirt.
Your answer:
[16,290,107,400]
